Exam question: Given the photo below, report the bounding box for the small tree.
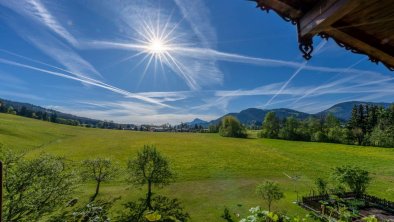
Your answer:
[1,149,76,221]
[219,116,247,138]
[127,145,175,210]
[260,112,280,139]
[256,181,284,211]
[81,158,118,202]
[332,165,371,197]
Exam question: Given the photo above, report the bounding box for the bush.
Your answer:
[332,165,371,197]
[315,178,328,195]
[369,126,394,148]
[1,149,77,222]
[239,206,309,222]
[311,131,327,142]
[327,126,345,143]
[219,116,247,138]
[48,200,115,222]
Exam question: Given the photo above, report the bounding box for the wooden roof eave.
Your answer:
[251,0,394,71]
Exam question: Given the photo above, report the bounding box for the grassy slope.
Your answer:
[1,113,394,221]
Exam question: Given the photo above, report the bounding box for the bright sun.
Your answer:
[148,39,166,54]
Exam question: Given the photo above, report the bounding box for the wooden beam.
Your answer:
[256,0,302,19]
[299,0,361,38]
[325,28,394,68]
[334,20,394,57]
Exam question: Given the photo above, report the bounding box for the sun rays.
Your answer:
[122,12,195,87]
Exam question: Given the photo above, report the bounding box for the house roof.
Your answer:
[251,0,394,71]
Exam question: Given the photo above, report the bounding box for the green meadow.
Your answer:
[1,113,394,221]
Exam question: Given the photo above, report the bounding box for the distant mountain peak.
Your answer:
[186,118,208,126]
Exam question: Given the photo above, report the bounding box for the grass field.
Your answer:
[1,113,394,221]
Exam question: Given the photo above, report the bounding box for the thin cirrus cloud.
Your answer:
[58,100,218,125]
[0,0,101,80]
[88,39,382,77]
[214,76,394,99]
[289,58,367,106]
[19,0,78,46]
[173,0,217,48]
[263,40,328,107]
[87,0,224,90]
[207,70,394,114]
[0,57,171,108]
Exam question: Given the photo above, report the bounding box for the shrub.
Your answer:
[332,165,371,197]
[219,116,247,138]
[1,149,77,222]
[315,178,328,195]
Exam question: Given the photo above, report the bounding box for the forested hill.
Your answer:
[316,101,392,120]
[0,98,100,125]
[0,98,136,129]
[205,101,392,127]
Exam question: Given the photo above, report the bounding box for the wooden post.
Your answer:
[0,160,2,222]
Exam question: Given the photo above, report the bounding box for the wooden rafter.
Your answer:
[251,0,394,71]
[254,0,302,17]
[299,0,361,38]
[324,28,394,69]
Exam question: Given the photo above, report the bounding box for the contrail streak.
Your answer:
[0,49,105,85]
[265,61,307,107]
[290,58,366,105]
[263,40,326,106]
[84,40,380,76]
[0,57,172,108]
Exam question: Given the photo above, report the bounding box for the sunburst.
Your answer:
[91,9,210,90]
[147,38,167,54]
[125,12,194,85]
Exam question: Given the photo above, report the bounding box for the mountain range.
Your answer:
[0,98,391,127]
[186,101,392,127]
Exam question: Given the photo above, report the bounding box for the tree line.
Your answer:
[259,104,394,147]
[0,100,209,132]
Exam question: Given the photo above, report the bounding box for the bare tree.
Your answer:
[127,145,174,210]
[81,158,118,202]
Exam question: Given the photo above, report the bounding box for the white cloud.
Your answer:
[81,0,223,90]
[0,58,171,107]
[58,100,218,124]
[0,0,101,79]
[173,0,217,48]
[24,0,78,46]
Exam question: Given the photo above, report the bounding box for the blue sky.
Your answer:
[0,0,393,124]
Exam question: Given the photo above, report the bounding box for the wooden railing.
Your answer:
[362,194,394,212]
[301,192,394,219]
